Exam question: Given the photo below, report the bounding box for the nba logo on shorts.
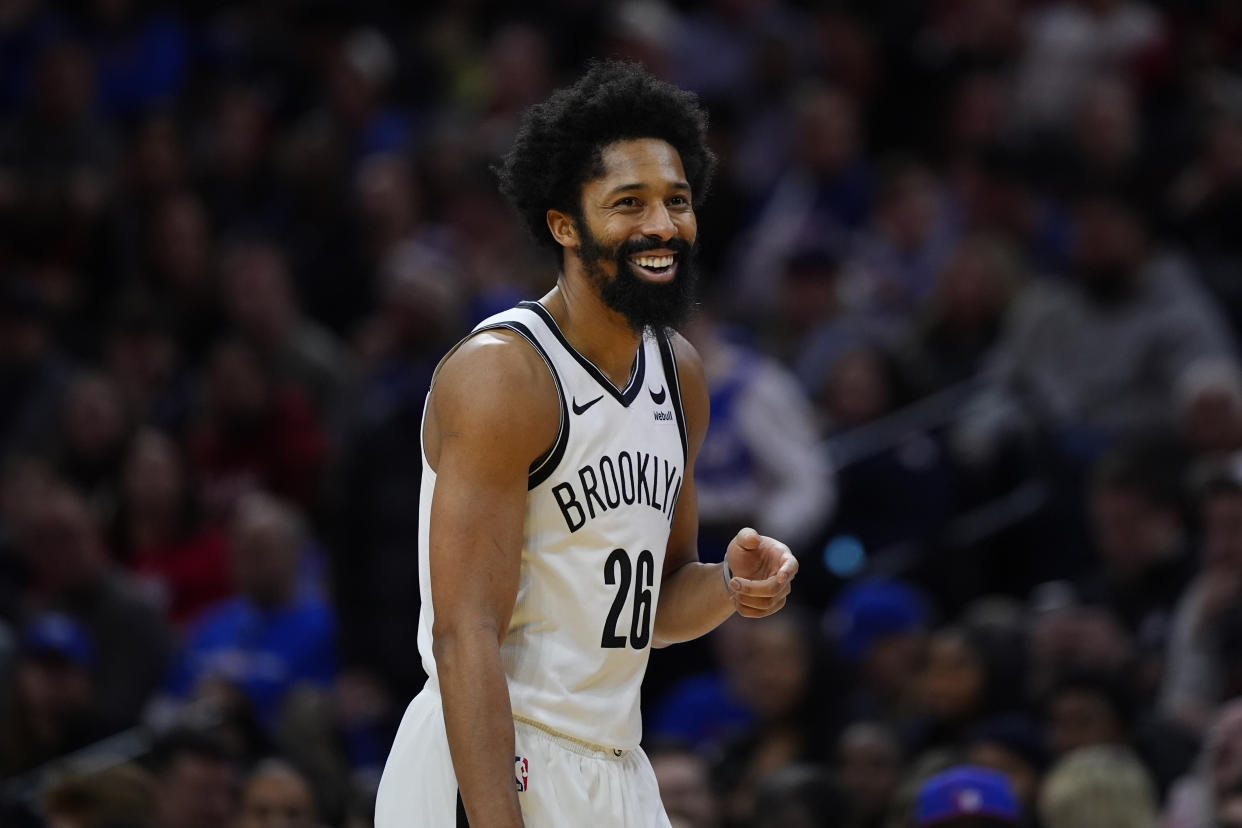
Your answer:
[514,756,530,792]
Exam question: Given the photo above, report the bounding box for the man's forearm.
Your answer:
[434,630,524,827]
[652,560,734,647]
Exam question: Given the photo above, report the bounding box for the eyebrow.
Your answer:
[605,181,692,196]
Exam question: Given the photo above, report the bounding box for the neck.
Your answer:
[540,263,644,388]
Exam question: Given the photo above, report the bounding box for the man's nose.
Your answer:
[640,203,676,241]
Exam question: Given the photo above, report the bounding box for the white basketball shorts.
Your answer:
[375,685,672,827]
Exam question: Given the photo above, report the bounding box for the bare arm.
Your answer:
[426,332,559,828]
[653,334,797,647]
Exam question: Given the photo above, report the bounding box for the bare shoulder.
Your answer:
[666,329,708,450]
[426,329,560,472]
[666,329,704,375]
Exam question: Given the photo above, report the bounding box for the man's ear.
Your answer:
[547,209,578,250]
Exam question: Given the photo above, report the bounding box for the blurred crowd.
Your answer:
[4,0,1242,826]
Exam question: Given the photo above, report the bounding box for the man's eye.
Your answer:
[669,196,689,206]
[614,197,640,208]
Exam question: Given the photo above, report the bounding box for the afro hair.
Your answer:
[494,60,717,253]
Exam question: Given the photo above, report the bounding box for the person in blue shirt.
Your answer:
[163,491,338,732]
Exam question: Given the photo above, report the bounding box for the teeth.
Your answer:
[632,255,675,269]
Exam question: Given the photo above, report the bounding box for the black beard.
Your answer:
[1077,263,1137,306]
[575,224,698,335]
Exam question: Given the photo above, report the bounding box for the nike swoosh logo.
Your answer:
[649,386,666,405]
[572,395,604,415]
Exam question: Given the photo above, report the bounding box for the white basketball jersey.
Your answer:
[416,301,688,750]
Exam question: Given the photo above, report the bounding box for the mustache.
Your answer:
[616,236,695,259]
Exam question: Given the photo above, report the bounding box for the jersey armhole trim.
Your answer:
[476,321,571,489]
[657,332,689,463]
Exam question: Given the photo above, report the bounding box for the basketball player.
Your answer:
[375,61,799,827]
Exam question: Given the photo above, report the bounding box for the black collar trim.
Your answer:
[519,301,645,407]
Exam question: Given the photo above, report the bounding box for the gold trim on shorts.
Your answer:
[512,714,629,758]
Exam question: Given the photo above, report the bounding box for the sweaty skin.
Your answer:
[426,138,797,827]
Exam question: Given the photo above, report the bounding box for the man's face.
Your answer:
[159,755,236,828]
[236,770,316,828]
[1071,199,1144,302]
[24,489,104,593]
[1090,487,1177,577]
[967,742,1039,808]
[1218,793,1242,828]
[650,752,719,828]
[835,724,903,820]
[572,138,699,333]
[1048,689,1123,757]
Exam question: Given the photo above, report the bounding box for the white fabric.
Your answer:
[376,686,672,827]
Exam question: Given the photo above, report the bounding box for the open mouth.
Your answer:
[628,253,678,281]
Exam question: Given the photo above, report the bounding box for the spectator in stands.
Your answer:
[189,337,328,513]
[147,728,237,828]
[104,295,195,438]
[827,579,929,731]
[110,428,232,628]
[913,765,1020,827]
[652,609,834,765]
[78,0,188,121]
[730,82,874,309]
[17,483,172,733]
[785,245,892,387]
[648,742,721,828]
[218,237,349,422]
[1169,111,1242,337]
[328,248,467,705]
[683,306,834,561]
[350,152,460,332]
[834,721,904,828]
[162,492,338,734]
[1175,358,1242,471]
[0,453,53,621]
[1011,0,1165,133]
[965,716,1050,825]
[1038,744,1158,828]
[40,762,158,828]
[0,613,102,776]
[0,283,69,462]
[1219,778,1242,828]
[1164,699,1242,828]
[139,191,223,363]
[960,191,1235,466]
[319,27,412,165]
[703,611,836,823]
[817,347,957,570]
[1077,441,1194,695]
[196,84,283,235]
[897,235,1022,399]
[1026,598,1133,700]
[55,370,130,511]
[1043,671,1134,759]
[910,628,992,750]
[750,763,852,828]
[847,160,961,321]
[1065,76,1144,200]
[235,758,319,828]
[1163,472,1242,732]
[0,38,116,268]
[122,112,189,210]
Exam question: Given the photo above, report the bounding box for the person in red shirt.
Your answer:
[111,427,232,627]
[189,336,329,514]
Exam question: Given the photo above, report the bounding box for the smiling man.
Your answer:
[374,61,799,827]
